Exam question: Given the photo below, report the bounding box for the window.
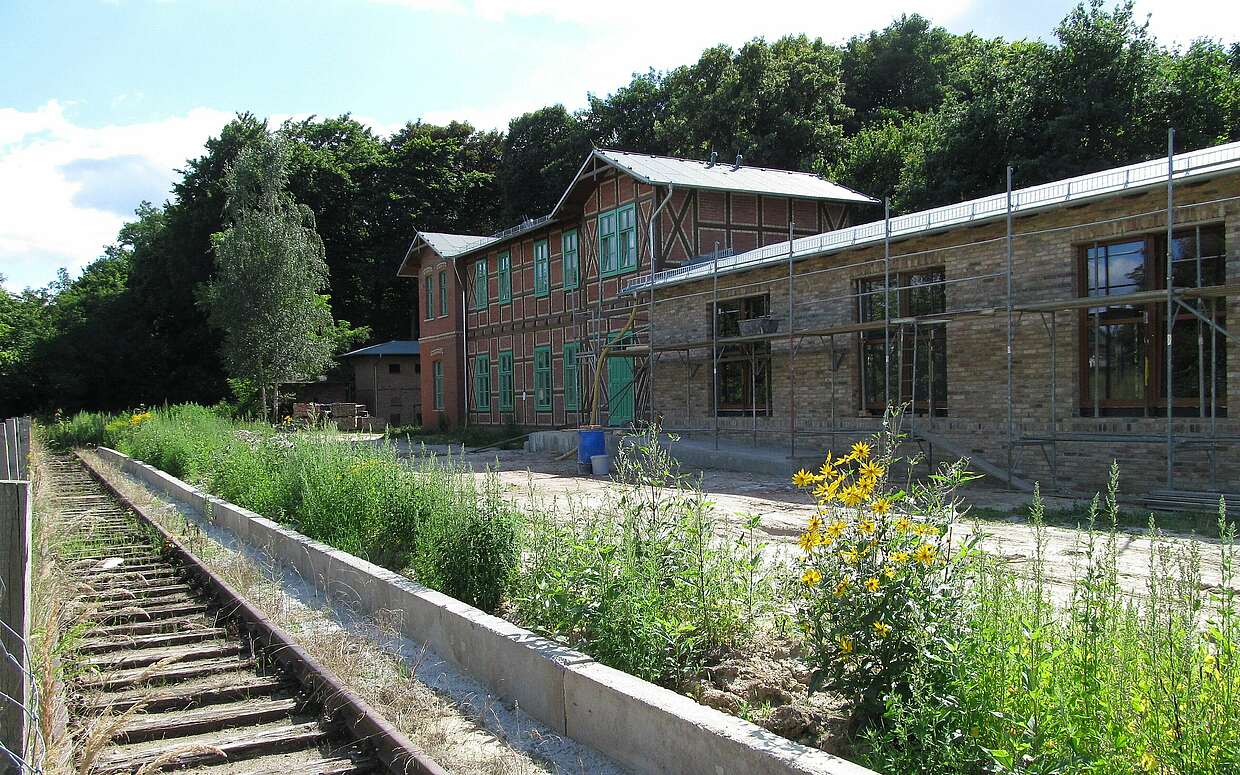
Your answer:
[388,363,401,375]
[533,240,550,297]
[498,351,514,411]
[714,295,771,416]
[438,269,448,317]
[432,361,444,410]
[534,346,552,410]
[498,251,511,303]
[474,259,488,309]
[856,270,947,414]
[563,342,580,410]
[474,354,491,410]
[598,204,637,277]
[1079,226,1226,416]
[563,230,579,289]
[424,274,434,321]
[390,413,401,426]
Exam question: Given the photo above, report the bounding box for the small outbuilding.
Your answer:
[339,340,422,428]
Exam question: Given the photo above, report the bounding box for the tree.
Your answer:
[841,14,957,132]
[500,106,591,223]
[198,132,341,420]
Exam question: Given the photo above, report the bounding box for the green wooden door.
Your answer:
[606,334,634,427]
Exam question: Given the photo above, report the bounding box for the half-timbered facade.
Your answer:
[397,149,876,430]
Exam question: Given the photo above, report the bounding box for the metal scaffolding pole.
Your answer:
[712,242,720,450]
[788,220,796,458]
[647,184,673,425]
[1165,127,1175,489]
[884,198,892,410]
[1006,165,1015,487]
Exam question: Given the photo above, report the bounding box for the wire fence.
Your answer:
[1,416,38,775]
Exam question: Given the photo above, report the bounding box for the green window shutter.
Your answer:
[598,211,617,276]
[474,260,487,309]
[433,361,444,410]
[474,354,490,410]
[534,240,550,297]
[438,269,448,316]
[562,230,579,289]
[424,274,434,321]
[617,204,636,271]
[498,351,514,411]
[498,251,511,303]
[563,342,579,410]
[534,346,552,411]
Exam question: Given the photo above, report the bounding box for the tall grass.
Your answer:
[857,465,1240,775]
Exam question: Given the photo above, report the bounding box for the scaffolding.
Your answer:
[606,128,1240,495]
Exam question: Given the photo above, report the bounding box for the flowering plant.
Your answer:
[792,412,979,719]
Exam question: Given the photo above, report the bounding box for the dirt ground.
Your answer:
[396,442,1233,605]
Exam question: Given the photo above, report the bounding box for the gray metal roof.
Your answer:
[418,232,496,258]
[339,340,421,358]
[594,149,878,204]
[626,139,1240,294]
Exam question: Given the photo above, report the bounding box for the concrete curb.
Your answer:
[94,446,877,775]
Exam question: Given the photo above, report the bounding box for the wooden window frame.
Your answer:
[533,240,550,297]
[498,251,511,303]
[473,259,488,310]
[474,354,491,411]
[498,350,514,411]
[534,345,552,411]
[855,268,948,416]
[709,294,772,417]
[1077,226,1227,417]
[424,273,434,321]
[598,203,637,278]
[432,361,444,410]
[563,229,579,290]
[437,269,448,317]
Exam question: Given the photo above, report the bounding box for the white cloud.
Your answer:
[1133,0,1240,47]
[0,101,233,291]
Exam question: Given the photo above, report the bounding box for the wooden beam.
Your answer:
[0,479,31,773]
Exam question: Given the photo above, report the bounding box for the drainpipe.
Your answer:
[451,256,470,430]
[647,183,674,425]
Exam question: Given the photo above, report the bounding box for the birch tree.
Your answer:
[199,133,337,420]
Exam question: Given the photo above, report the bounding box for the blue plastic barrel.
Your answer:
[577,427,605,466]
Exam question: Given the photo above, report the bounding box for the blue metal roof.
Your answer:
[339,340,421,358]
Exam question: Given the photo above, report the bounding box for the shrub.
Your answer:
[43,409,124,450]
[511,423,774,684]
[412,466,517,612]
[792,411,978,722]
[853,464,1240,775]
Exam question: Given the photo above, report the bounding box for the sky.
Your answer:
[1,0,1237,292]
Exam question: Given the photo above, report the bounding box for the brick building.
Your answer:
[398,140,1240,495]
[625,140,1240,495]
[396,149,876,430]
[339,340,422,428]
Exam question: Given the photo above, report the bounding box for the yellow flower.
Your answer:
[864,577,880,592]
[859,461,884,480]
[841,547,861,565]
[1139,752,1157,772]
[792,469,815,488]
[873,621,892,638]
[914,523,941,538]
[1204,653,1219,675]
[895,516,913,534]
[825,519,847,540]
[851,441,871,460]
[837,635,854,655]
[818,456,835,479]
[891,551,910,564]
[801,568,823,587]
[871,498,892,515]
[883,565,897,579]
[858,517,876,535]
[840,485,866,507]
[798,530,822,553]
[913,542,938,565]
[807,515,824,533]
[859,475,877,495]
[833,578,851,597]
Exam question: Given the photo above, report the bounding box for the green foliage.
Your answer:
[792,413,979,721]
[42,410,118,450]
[511,424,775,684]
[854,465,1240,775]
[500,105,592,223]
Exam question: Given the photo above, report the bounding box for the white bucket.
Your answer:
[590,454,611,476]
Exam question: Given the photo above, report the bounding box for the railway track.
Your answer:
[44,455,447,775]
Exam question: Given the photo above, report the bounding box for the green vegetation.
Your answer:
[387,421,526,450]
[511,426,775,684]
[5,2,1238,418]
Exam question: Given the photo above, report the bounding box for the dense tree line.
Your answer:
[3,1,1238,415]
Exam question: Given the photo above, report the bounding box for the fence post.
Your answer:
[1,478,32,774]
[0,419,12,479]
